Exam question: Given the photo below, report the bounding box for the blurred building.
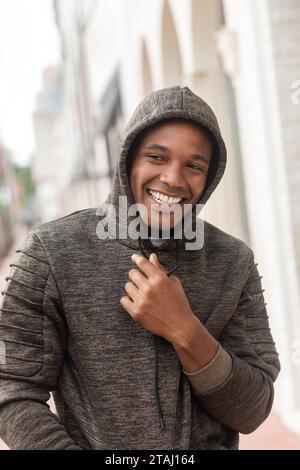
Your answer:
[52,0,300,437]
[48,0,121,217]
[32,66,63,222]
[0,142,13,258]
[0,60,13,255]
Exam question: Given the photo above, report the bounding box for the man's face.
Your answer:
[128,119,213,232]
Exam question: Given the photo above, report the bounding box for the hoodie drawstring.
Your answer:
[137,236,181,431]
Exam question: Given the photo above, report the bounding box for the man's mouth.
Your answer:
[145,188,188,207]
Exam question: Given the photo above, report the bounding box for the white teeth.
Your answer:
[148,190,182,205]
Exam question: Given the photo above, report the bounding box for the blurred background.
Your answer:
[1,0,300,450]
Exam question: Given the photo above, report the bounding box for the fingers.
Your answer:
[149,253,167,274]
[128,268,146,288]
[131,254,158,277]
[124,281,138,300]
[149,253,158,265]
[120,295,134,314]
[132,253,167,278]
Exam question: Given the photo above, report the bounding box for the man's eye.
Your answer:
[147,154,165,161]
[187,164,204,171]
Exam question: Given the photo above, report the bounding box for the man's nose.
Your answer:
[159,163,186,189]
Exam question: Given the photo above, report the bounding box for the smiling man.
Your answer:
[122,117,220,379]
[0,86,280,450]
[127,118,213,232]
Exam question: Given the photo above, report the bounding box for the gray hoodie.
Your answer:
[0,86,280,450]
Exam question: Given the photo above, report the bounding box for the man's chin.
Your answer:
[137,205,184,237]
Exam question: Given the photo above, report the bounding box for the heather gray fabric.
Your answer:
[0,86,280,450]
[183,342,233,394]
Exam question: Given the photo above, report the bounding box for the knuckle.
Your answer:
[158,272,167,282]
[129,268,139,278]
[149,277,159,289]
[139,258,147,269]
[153,274,166,286]
[143,284,152,296]
[138,296,148,309]
[133,306,142,318]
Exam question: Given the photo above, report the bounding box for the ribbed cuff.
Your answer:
[183,342,233,394]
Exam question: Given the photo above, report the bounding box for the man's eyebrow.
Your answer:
[144,144,210,165]
[144,144,169,152]
[191,154,210,165]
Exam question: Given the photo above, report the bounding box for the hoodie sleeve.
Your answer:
[0,231,81,450]
[184,250,281,434]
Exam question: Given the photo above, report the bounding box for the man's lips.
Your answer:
[145,187,189,201]
[143,189,190,214]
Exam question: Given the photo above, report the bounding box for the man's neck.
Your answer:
[140,220,174,240]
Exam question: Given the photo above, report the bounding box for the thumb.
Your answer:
[149,253,167,273]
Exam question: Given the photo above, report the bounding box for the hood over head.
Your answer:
[102,85,227,251]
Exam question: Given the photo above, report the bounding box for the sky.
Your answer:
[0,0,60,166]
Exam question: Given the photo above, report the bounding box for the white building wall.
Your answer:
[53,0,115,214]
[222,0,300,434]
[118,0,249,243]
[32,111,61,221]
[267,0,300,292]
